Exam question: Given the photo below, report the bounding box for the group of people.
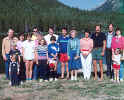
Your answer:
[2,24,124,86]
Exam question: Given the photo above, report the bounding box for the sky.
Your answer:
[58,0,107,10]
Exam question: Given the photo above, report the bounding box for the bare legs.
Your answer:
[93,59,103,80]
[25,60,33,80]
[71,70,78,80]
[61,62,69,79]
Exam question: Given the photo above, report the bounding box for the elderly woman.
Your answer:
[80,29,93,80]
[67,30,81,80]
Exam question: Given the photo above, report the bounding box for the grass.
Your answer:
[0,74,124,100]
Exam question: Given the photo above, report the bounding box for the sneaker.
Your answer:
[39,79,43,82]
[9,81,11,86]
[54,78,58,81]
[20,81,24,85]
[44,80,48,82]
[74,76,77,80]
[71,76,74,80]
[49,78,53,82]
[120,79,123,82]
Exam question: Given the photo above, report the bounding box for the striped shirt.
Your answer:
[36,45,48,60]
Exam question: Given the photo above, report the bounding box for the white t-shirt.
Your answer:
[22,40,35,60]
[113,54,121,65]
[44,34,58,45]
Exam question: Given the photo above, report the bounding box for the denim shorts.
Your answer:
[92,47,103,60]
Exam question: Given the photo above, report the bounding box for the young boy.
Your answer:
[48,36,59,81]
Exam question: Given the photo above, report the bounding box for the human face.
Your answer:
[85,32,89,38]
[27,36,31,41]
[8,29,14,38]
[51,40,55,44]
[116,30,121,36]
[109,24,113,32]
[37,34,42,41]
[96,26,101,33]
[19,35,24,41]
[70,31,76,38]
[49,28,54,35]
[40,39,45,45]
[62,29,67,36]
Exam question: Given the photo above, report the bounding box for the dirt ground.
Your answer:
[0,74,124,100]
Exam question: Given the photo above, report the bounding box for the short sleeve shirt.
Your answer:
[91,32,106,48]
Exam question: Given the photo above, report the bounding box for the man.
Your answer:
[57,27,70,79]
[106,24,115,79]
[44,27,58,45]
[91,25,106,81]
[2,29,15,79]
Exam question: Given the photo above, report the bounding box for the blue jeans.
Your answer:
[33,64,38,80]
[5,54,10,79]
[120,61,124,79]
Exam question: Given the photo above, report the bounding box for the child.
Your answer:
[9,54,20,86]
[48,36,59,81]
[35,38,49,82]
[17,33,26,82]
[57,27,70,79]
[67,30,81,80]
[112,48,121,83]
[22,33,35,81]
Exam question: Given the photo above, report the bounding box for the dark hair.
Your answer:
[19,32,24,37]
[39,38,47,45]
[62,27,67,30]
[84,28,90,34]
[96,24,101,28]
[116,27,121,32]
[49,26,54,31]
[26,33,32,38]
[50,36,56,41]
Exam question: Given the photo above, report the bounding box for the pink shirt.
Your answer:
[80,38,93,53]
[17,41,24,54]
[111,36,124,50]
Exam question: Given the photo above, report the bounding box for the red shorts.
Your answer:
[59,53,68,62]
[113,64,120,70]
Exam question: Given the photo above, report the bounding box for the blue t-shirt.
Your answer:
[57,35,69,53]
[48,43,59,58]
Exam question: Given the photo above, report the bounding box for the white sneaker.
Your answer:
[74,76,77,80]
[39,79,43,82]
[120,79,123,82]
[49,78,53,82]
[44,80,48,82]
[20,81,24,85]
[55,78,58,81]
[9,81,11,86]
[71,76,74,80]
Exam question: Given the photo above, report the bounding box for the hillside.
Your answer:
[96,0,120,12]
[0,0,124,33]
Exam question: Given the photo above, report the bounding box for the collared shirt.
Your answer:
[91,32,106,48]
[57,35,70,53]
[67,37,80,56]
[44,34,58,45]
[106,32,115,48]
[2,36,14,56]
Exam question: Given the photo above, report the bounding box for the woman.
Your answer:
[80,29,93,80]
[111,28,124,82]
[67,30,81,80]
